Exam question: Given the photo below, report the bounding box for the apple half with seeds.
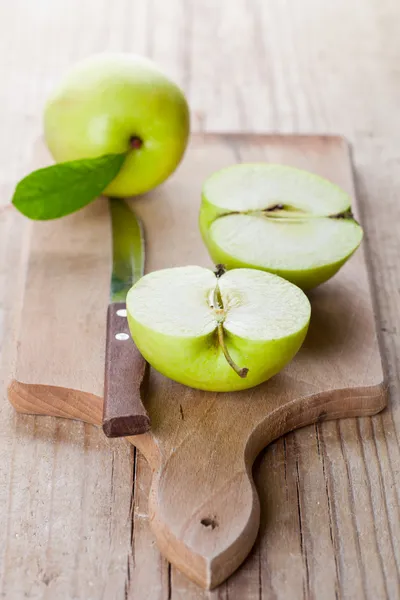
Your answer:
[127,266,310,392]
[199,164,363,289]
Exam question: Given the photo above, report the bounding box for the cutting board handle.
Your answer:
[148,448,260,589]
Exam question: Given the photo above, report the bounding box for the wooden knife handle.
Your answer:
[102,302,150,437]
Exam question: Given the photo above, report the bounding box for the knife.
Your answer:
[102,198,150,438]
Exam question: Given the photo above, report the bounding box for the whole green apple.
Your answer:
[126,266,311,392]
[199,164,363,290]
[44,53,190,197]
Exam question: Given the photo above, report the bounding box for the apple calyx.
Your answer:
[330,208,354,220]
[214,263,226,278]
[129,135,143,150]
[211,272,249,379]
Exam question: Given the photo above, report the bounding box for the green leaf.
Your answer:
[12,153,127,220]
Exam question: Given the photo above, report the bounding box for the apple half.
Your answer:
[127,266,310,392]
[199,164,363,289]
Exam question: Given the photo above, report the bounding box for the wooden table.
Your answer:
[0,1,399,598]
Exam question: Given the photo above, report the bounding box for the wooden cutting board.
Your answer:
[8,134,386,590]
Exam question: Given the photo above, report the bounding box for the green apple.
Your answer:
[44,53,190,197]
[199,164,363,290]
[126,266,310,392]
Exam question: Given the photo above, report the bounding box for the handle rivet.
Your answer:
[115,333,129,341]
[116,308,127,317]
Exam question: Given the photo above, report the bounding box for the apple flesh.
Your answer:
[199,164,363,289]
[44,53,190,197]
[126,266,311,392]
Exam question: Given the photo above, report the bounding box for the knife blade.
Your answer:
[102,197,150,438]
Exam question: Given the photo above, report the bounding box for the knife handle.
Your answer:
[103,302,150,437]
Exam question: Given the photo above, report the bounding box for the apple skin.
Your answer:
[44,53,190,197]
[127,267,310,392]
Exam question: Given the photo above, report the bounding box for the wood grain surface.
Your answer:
[1,1,400,599]
[7,134,386,589]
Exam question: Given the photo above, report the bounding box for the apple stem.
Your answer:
[212,281,248,378]
[129,136,143,150]
[217,323,249,378]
